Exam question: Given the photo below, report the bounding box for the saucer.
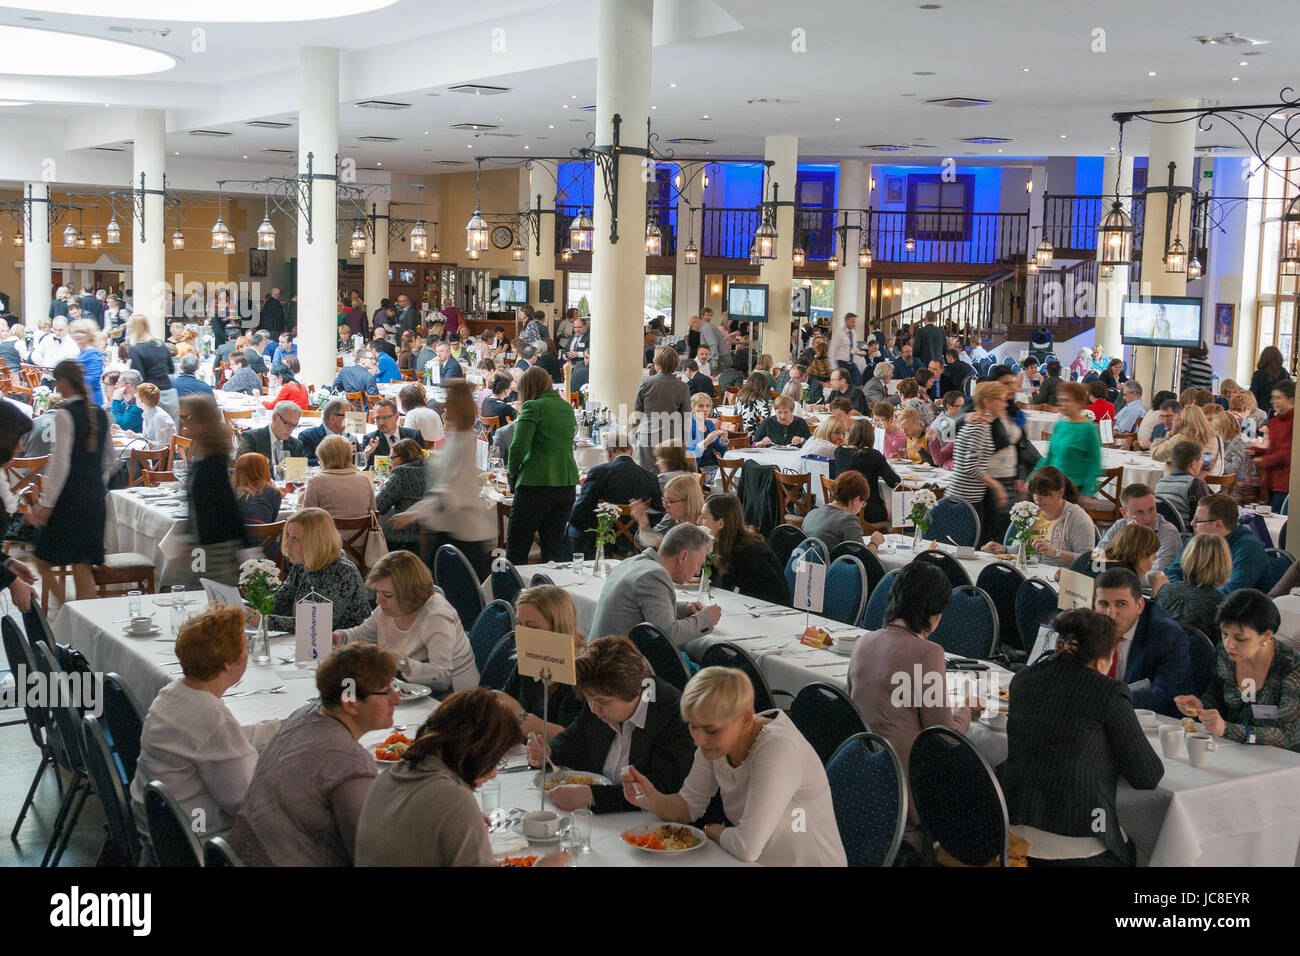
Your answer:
[124,624,162,637]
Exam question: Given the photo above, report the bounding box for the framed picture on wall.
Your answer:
[248,249,268,277]
[885,176,905,204]
[1214,302,1235,347]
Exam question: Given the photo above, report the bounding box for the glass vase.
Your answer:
[912,524,925,550]
[1016,539,1030,572]
[593,543,609,578]
[697,570,711,603]
[254,616,272,665]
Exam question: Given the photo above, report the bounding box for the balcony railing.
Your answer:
[865,211,1028,265]
[1042,194,1146,255]
[554,202,677,256]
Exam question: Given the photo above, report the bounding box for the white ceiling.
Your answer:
[0,0,1297,180]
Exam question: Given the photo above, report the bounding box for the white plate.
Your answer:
[534,769,613,791]
[123,624,162,637]
[512,822,566,844]
[370,739,413,766]
[395,680,432,703]
[621,823,708,853]
[826,639,857,657]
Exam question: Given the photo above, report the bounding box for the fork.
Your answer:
[223,684,287,698]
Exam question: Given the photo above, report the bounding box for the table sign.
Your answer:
[282,457,308,482]
[294,591,332,666]
[1099,418,1114,445]
[515,625,578,811]
[793,555,826,614]
[1058,568,1095,610]
[892,489,929,528]
[345,411,368,433]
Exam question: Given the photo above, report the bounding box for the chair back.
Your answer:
[1183,625,1217,699]
[789,682,869,765]
[246,520,287,573]
[860,568,902,630]
[434,543,487,630]
[827,732,907,867]
[466,599,516,673]
[479,633,518,691]
[1,617,51,752]
[909,726,1010,866]
[928,585,999,659]
[1014,579,1060,659]
[490,560,527,607]
[924,497,981,547]
[102,672,146,783]
[716,457,744,494]
[204,836,246,867]
[823,555,868,626]
[170,434,193,468]
[1262,548,1294,593]
[783,537,828,599]
[81,715,139,865]
[529,572,555,586]
[830,540,887,596]
[975,561,1030,653]
[33,640,85,775]
[628,622,690,692]
[143,780,202,867]
[774,471,813,526]
[345,390,366,412]
[1086,466,1124,528]
[766,523,807,570]
[331,515,373,574]
[1155,496,1186,533]
[129,448,170,486]
[913,548,972,589]
[698,642,776,712]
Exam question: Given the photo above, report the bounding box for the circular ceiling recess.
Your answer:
[1,0,398,21]
[0,25,176,75]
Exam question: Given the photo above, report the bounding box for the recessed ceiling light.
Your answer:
[562,104,568,109]
[701,114,709,119]
[11,0,397,20]
[1060,134,1067,138]
[651,105,656,109]
[570,95,577,99]
[548,124,554,129]
[1148,71,1157,76]
[0,24,175,75]
[424,130,429,134]
[376,161,382,166]
[173,151,179,156]
[243,154,248,159]
[1232,76,1240,81]
[355,100,410,110]
[670,82,677,88]
[524,145,530,150]
[1240,60,1248,66]
[1022,67,1030,72]
[834,117,840,122]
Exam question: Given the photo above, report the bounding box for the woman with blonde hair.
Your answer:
[131,382,176,449]
[303,434,377,519]
[1068,522,1165,594]
[686,390,729,472]
[333,549,477,692]
[754,353,777,391]
[233,452,283,524]
[1151,403,1225,475]
[801,414,846,458]
[622,666,846,866]
[127,313,179,423]
[69,317,106,404]
[1212,406,1248,478]
[631,473,703,551]
[1156,533,1231,639]
[496,585,588,738]
[257,507,369,632]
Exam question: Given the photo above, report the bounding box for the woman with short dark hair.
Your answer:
[834,419,900,533]
[799,470,885,553]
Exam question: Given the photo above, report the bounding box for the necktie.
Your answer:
[848,330,854,352]
[1107,642,1121,678]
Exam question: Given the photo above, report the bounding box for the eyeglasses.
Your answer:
[663,497,682,505]
[1190,517,1215,525]
[355,684,400,699]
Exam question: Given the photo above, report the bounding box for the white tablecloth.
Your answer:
[104,489,193,588]
[1020,409,1060,443]
[1031,440,1165,491]
[53,589,747,868]
[717,448,835,505]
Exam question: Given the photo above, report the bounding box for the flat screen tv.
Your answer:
[495,275,529,307]
[1120,295,1202,349]
[728,282,769,322]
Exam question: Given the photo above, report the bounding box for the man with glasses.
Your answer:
[1141,399,1181,450]
[299,398,360,467]
[1093,566,1192,718]
[361,398,421,469]
[237,399,305,464]
[1166,493,1268,594]
[1096,484,1183,585]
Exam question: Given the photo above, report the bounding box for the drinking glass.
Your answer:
[274,462,286,485]
[170,603,187,637]
[170,584,187,609]
[573,553,585,575]
[127,590,142,618]
[479,779,502,816]
[566,808,592,853]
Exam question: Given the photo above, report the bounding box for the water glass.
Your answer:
[478,779,502,815]
[572,553,585,575]
[170,603,187,637]
[127,590,142,618]
[565,808,592,853]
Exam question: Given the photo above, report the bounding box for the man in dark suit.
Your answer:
[514,345,536,371]
[79,289,104,327]
[394,294,419,335]
[433,340,463,380]
[245,332,270,375]
[260,289,286,336]
[171,353,214,398]
[826,368,870,415]
[1094,567,1192,717]
[569,352,590,401]
[891,342,923,381]
[370,327,398,362]
[684,360,714,398]
[536,343,564,384]
[913,310,946,368]
[236,401,305,463]
[565,316,589,361]
[332,350,380,398]
[785,364,824,404]
[298,398,359,466]
[362,398,422,468]
[567,433,663,556]
[940,348,975,396]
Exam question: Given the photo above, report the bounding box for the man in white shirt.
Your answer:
[1096,485,1180,585]
[698,308,729,374]
[33,316,80,369]
[829,312,862,387]
[1114,381,1146,435]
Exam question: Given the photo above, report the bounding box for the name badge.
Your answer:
[1252,704,1280,721]
[1127,678,1152,693]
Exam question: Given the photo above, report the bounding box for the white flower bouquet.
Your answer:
[238,558,281,615]
[908,489,938,535]
[1009,500,1041,549]
[590,501,623,549]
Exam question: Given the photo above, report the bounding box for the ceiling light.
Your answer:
[1232,77,1240,81]
[859,245,872,268]
[1148,71,1157,76]
[104,217,121,244]
[1165,235,1188,273]
[645,220,663,256]
[512,237,526,261]
[826,253,838,271]
[904,236,916,253]
[63,223,78,247]
[1240,60,1248,66]
[349,225,366,257]
[1035,236,1054,269]
[1187,256,1203,280]
[684,238,698,265]
[570,209,594,252]
[257,211,276,251]
[1022,67,1030,72]
[171,226,184,250]
[1098,201,1135,266]
[792,245,806,267]
[0,24,175,75]
[89,227,102,249]
[834,117,841,122]
[17,0,396,19]
[355,100,411,110]
[409,220,427,255]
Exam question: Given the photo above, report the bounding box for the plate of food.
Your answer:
[621,823,707,853]
[394,680,432,703]
[534,769,613,791]
[498,855,538,867]
[371,732,413,765]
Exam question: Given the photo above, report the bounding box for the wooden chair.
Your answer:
[332,515,374,575]
[480,415,500,439]
[246,520,286,573]
[1104,436,1134,451]
[1086,466,1124,529]
[222,408,255,429]
[769,389,781,402]
[726,433,751,450]
[92,553,157,598]
[695,472,709,495]
[723,386,740,406]
[7,384,32,404]
[169,434,193,468]
[20,366,44,391]
[716,457,744,495]
[718,414,744,433]
[712,383,723,404]
[128,448,170,487]
[774,471,814,527]
[604,503,640,553]
[1206,474,1237,493]
[1115,431,1138,448]
[337,357,345,369]
[820,474,835,502]
[400,368,416,382]
[143,470,177,487]
[568,392,582,409]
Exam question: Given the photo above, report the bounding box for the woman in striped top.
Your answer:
[948,381,1006,544]
[1180,343,1215,393]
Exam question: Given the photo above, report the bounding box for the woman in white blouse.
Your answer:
[129,605,280,860]
[398,383,444,443]
[622,667,847,866]
[133,382,176,449]
[332,549,479,692]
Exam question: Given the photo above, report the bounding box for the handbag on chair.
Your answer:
[364,511,389,569]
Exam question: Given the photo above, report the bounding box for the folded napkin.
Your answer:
[489,830,531,857]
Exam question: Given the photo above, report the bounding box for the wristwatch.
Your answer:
[519,711,531,725]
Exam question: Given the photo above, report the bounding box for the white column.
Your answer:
[589,0,651,422]
[527,163,556,326]
[672,163,702,334]
[759,135,798,364]
[132,109,167,335]
[363,197,389,318]
[1133,99,1197,394]
[22,181,52,329]
[297,47,339,389]
[1095,152,1134,365]
[1232,160,1267,383]
[833,159,866,332]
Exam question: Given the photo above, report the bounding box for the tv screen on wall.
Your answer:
[1120,295,1202,349]
[727,283,769,321]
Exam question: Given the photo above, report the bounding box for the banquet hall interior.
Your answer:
[1,0,1299,875]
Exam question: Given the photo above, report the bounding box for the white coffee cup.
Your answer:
[522,810,560,838]
[128,616,154,634]
[1160,727,1184,758]
[956,545,976,560]
[1258,505,1273,515]
[1134,709,1158,732]
[1186,732,1217,768]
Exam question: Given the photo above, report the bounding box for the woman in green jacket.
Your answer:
[1035,381,1102,496]
[506,365,581,564]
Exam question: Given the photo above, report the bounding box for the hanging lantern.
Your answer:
[1027,259,1038,275]
[465,209,489,252]
[827,253,839,272]
[683,237,698,265]
[1187,256,1203,280]
[75,232,86,249]
[211,217,229,249]
[1034,237,1055,270]
[569,208,594,252]
[792,246,806,268]
[105,216,121,245]
[1165,235,1187,274]
[409,219,428,256]
[561,246,573,262]
[63,223,78,247]
[644,220,663,256]
[89,227,102,249]
[1097,200,1135,266]
[258,216,277,252]
[12,230,22,248]
[225,233,236,255]
[512,237,526,261]
[171,226,185,250]
[468,246,480,260]
[904,236,916,254]
[429,242,440,261]
[349,224,366,257]
[858,245,872,269]
[1280,195,1300,277]
[753,218,778,259]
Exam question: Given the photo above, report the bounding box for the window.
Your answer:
[907,174,974,242]
[1252,158,1300,370]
